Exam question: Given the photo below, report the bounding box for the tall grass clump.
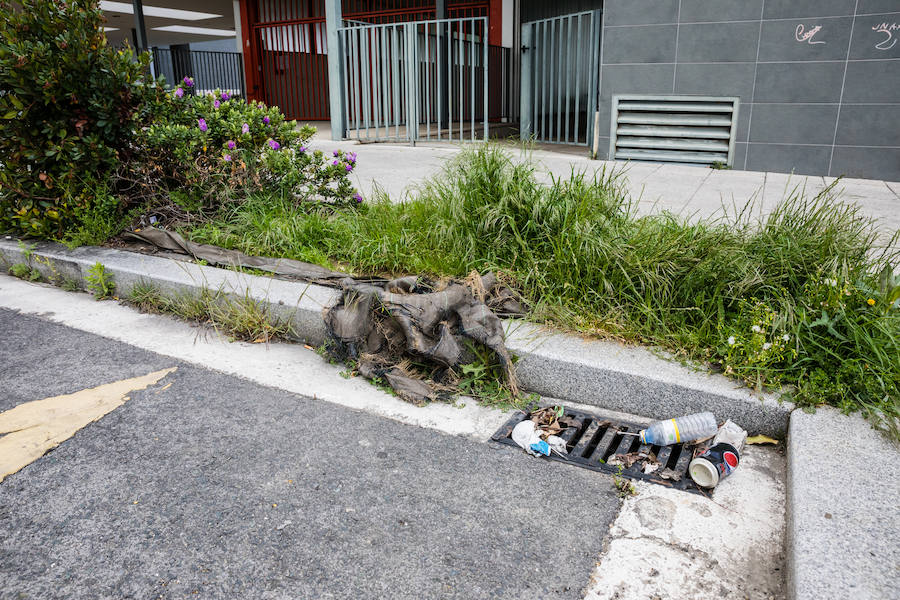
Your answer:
[188,146,899,437]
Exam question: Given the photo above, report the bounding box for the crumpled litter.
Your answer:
[608,450,659,470]
[511,420,567,457]
[325,274,524,405]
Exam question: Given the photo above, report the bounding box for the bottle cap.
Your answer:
[689,457,719,488]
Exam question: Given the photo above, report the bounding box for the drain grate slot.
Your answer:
[490,407,707,494]
[571,420,603,457]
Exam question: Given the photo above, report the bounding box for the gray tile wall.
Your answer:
[598,0,900,180]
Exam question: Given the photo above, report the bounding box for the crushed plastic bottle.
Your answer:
[638,412,718,445]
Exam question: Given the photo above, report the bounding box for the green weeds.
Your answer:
[613,465,637,498]
[8,262,40,281]
[85,262,115,299]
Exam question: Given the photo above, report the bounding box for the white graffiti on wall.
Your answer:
[795,24,826,44]
[872,22,899,51]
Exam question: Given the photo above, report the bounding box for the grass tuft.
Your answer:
[126,282,295,343]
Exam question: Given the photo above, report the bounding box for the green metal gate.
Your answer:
[337,16,489,144]
[520,10,602,146]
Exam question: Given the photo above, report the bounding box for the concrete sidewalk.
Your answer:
[306,136,900,245]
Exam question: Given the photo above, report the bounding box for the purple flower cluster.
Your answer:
[267,139,280,150]
[221,92,230,101]
[262,116,270,125]
[182,76,194,88]
[214,100,220,109]
[227,140,236,150]
[223,154,232,162]
[174,87,184,98]
[353,193,363,204]
[197,118,208,132]
[241,123,250,134]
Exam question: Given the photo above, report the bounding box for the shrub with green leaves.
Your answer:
[133,82,360,215]
[0,0,159,237]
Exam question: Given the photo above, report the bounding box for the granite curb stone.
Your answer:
[786,406,899,600]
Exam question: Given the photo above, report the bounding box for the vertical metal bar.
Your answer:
[519,22,532,140]
[290,25,302,119]
[341,29,350,138]
[556,19,564,143]
[565,15,573,144]
[351,28,360,138]
[316,24,325,119]
[482,17,488,141]
[392,25,400,139]
[470,19,475,142]
[275,24,288,116]
[457,19,463,141]
[434,19,438,141]
[361,27,371,140]
[574,15,582,144]
[549,19,556,142]
[447,20,453,141]
[381,25,390,138]
[405,23,417,144]
[587,10,601,147]
[540,21,547,141]
[371,27,380,139]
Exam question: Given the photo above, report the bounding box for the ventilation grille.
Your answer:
[610,95,739,166]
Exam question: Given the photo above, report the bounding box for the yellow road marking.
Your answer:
[0,367,177,483]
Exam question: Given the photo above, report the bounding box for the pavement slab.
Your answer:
[0,308,621,600]
[584,446,786,600]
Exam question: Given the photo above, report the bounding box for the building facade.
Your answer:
[230,0,898,179]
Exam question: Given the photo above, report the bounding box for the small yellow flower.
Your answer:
[867,298,875,306]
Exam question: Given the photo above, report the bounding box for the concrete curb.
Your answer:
[0,238,793,435]
[786,407,899,600]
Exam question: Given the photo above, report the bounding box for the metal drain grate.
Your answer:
[491,407,706,494]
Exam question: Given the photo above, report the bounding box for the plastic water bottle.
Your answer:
[639,412,718,445]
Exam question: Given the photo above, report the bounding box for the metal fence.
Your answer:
[520,10,601,145]
[338,16,488,143]
[150,48,246,99]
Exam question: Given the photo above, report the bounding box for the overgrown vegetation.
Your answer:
[188,147,900,438]
[1,0,359,244]
[0,0,154,237]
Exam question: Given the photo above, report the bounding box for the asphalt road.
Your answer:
[0,308,621,599]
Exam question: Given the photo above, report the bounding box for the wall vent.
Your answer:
[609,95,739,166]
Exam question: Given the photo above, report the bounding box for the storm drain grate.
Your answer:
[491,407,706,494]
